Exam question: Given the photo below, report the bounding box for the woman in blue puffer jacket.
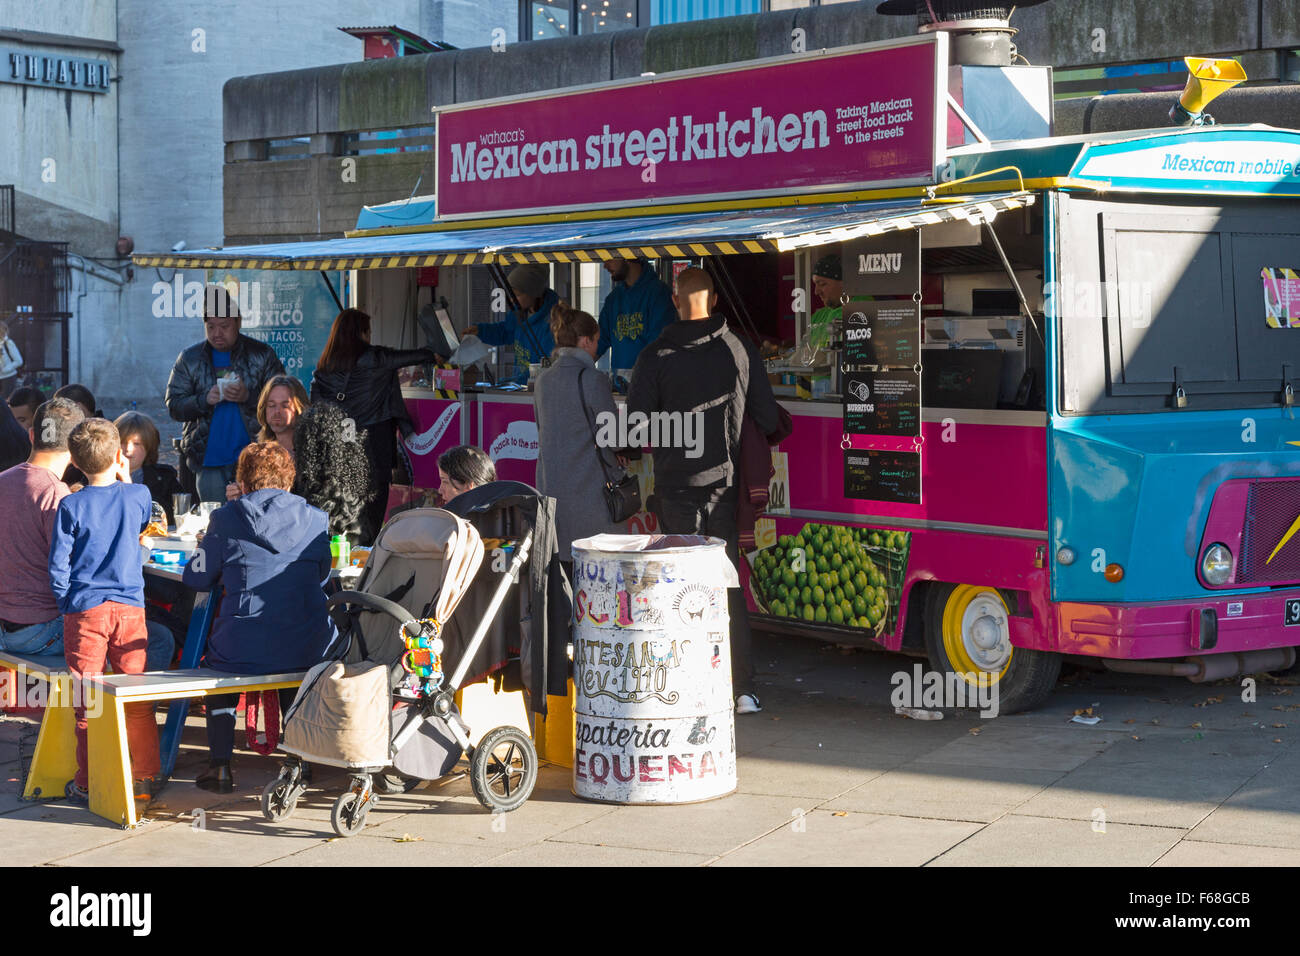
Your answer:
[182,441,337,792]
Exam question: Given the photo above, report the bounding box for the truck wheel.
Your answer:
[924,583,1060,715]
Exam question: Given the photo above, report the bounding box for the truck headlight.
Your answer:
[1201,543,1233,585]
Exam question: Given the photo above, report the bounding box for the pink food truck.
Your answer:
[144,30,1300,714]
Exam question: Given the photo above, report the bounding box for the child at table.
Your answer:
[48,418,161,805]
[115,411,185,525]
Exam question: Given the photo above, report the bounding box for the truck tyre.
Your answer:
[924,583,1060,715]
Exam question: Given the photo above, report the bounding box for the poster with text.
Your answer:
[208,268,345,389]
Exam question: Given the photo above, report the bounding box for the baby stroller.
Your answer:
[260,505,540,836]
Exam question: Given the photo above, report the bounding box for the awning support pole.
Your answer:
[319,270,344,311]
[487,262,550,367]
[704,257,762,343]
[981,220,1043,348]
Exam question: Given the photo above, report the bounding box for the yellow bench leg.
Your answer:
[532,678,575,769]
[87,691,137,828]
[23,676,78,800]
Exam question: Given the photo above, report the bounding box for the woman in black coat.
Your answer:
[0,393,30,472]
[309,309,435,544]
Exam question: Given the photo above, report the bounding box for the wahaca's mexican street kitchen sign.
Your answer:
[434,34,947,218]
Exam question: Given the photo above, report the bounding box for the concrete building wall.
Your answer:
[0,0,119,253]
[423,0,518,50]
[108,0,423,407]
[0,0,116,42]
[218,0,1300,255]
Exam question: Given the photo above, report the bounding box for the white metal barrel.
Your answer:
[570,534,738,804]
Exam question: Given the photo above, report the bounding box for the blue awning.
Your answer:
[353,194,437,231]
[133,193,1034,270]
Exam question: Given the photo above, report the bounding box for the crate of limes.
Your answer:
[854,528,910,587]
[747,524,891,636]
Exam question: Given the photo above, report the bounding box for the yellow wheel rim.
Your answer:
[940,585,1013,686]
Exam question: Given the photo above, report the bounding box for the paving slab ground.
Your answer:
[2,631,1299,866]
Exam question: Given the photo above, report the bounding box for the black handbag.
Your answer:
[577,367,641,523]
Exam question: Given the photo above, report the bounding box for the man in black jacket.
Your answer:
[628,267,782,714]
[165,286,285,502]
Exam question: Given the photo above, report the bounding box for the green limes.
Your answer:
[802,604,815,622]
[815,605,828,623]
[771,600,786,617]
[782,567,796,588]
[829,605,844,625]
[812,585,826,605]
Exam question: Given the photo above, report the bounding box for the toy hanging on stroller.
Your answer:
[260,505,540,836]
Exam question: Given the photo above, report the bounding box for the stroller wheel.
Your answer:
[330,781,374,837]
[261,776,300,823]
[374,772,420,795]
[470,726,538,813]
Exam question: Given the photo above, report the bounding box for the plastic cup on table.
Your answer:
[172,493,192,521]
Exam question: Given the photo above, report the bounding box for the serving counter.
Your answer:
[397,384,1047,653]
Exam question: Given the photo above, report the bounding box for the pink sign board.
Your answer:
[436,36,946,219]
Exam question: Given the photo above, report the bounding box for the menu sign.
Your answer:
[844,301,920,367]
[435,35,946,218]
[842,232,920,297]
[844,449,921,504]
[844,370,920,436]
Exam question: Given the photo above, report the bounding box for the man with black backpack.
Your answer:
[628,267,782,714]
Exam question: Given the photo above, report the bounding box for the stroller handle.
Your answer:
[327,589,420,633]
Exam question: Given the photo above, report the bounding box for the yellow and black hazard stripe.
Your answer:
[133,193,1037,271]
[295,251,493,269]
[494,237,777,264]
[131,255,296,269]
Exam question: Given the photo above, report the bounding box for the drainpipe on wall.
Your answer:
[66,254,127,384]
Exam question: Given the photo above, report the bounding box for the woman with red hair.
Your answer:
[182,441,336,792]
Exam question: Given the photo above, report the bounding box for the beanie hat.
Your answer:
[812,254,842,281]
[507,264,548,299]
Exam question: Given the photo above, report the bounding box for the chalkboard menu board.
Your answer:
[843,369,920,436]
[843,449,921,504]
[842,232,920,297]
[843,301,920,368]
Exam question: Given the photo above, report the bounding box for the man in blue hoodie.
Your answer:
[467,264,557,385]
[598,259,677,377]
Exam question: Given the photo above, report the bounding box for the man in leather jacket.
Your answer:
[165,286,284,502]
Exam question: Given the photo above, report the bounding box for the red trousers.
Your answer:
[64,602,160,789]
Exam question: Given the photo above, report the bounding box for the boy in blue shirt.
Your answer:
[49,418,160,805]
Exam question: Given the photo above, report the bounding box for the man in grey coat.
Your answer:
[533,301,627,565]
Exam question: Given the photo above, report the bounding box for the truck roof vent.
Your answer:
[876,0,1051,66]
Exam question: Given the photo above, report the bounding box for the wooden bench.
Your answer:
[0,650,78,800]
[86,669,305,828]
